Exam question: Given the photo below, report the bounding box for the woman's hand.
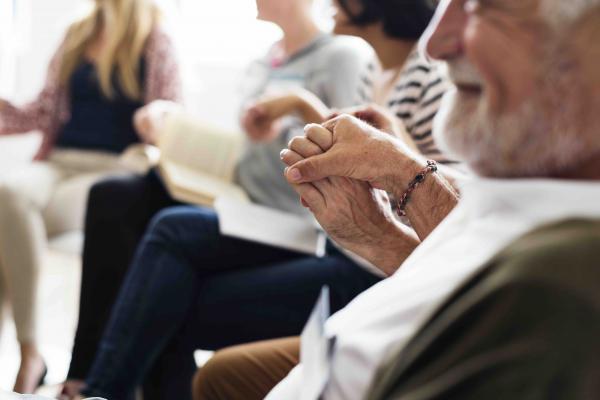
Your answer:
[133,100,183,145]
[242,89,330,143]
[241,95,296,142]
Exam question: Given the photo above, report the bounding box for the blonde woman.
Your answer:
[0,0,181,393]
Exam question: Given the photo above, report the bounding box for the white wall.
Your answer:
[3,1,335,131]
[4,0,284,131]
[12,0,77,102]
[0,0,72,167]
[0,0,16,98]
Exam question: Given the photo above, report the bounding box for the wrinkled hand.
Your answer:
[345,104,398,134]
[133,100,183,145]
[281,130,419,274]
[283,114,423,194]
[337,104,418,151]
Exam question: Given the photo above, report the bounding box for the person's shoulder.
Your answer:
[317,34,375,64]
[141,24,181,69]
[145,23,177,52]
[490,218,600,302]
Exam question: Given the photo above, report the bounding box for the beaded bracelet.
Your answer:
[396,160,438,217]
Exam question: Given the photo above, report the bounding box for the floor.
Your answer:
[0,248,81,394]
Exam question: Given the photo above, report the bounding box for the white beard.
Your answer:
[433,59,597,178]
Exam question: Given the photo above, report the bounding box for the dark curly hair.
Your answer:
[336,0,437,40]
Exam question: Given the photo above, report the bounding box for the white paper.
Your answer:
[214,198,326,257]
[300,286,334,400]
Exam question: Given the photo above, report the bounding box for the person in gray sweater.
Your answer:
[73,1,380,400]
[237,31,373,215]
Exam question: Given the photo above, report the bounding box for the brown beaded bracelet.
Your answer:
[396,160,438,217]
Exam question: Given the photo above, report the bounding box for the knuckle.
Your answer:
[288,136,302,149]
[337,114,353,126]
[296,160,315,180]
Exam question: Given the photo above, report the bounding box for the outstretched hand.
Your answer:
[241,96,294,143]
[133,100,183,145]
[242,90,330,143]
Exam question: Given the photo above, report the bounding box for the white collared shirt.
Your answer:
[267,178,600,400]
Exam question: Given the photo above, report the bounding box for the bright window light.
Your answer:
[174,1,283,67]
[173,0,333,67]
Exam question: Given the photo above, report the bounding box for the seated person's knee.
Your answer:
[193,348,243,400]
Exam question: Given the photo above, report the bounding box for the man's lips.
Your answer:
[455,83,483,94]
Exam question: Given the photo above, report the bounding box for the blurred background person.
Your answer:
[0,0,181,393]
[72,0,378,399]
[62,0,374,399]
[247,0,454,164]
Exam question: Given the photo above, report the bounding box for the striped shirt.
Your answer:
[360,49,456,164]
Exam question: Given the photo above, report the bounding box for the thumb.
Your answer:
[286,151,342,183]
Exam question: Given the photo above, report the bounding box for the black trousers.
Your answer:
[68,169,180,381]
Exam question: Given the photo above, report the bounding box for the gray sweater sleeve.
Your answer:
[321,36,375,109]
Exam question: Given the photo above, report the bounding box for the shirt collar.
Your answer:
[457,177,600,224]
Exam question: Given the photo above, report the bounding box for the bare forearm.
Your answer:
[298,101,327,123]
[269,95,325,124]
[294,92,329,124]
[359,225,421,275]
[404,173,459,240]
[382,146,460,241]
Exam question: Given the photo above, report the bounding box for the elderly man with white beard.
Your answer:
[190,0,600,399]
[276,0,600,396]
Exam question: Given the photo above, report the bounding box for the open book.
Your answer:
[152,112,325,256]
[156,112,249,206]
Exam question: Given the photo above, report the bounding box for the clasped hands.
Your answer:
[281,113,422,275]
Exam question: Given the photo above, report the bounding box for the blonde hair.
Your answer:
[59,0,160,100]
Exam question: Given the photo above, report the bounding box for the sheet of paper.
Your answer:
[214,198,326,257]
[300,286,334,400]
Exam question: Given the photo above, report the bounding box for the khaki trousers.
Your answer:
[0,149,127,344]
[193,337,301,400]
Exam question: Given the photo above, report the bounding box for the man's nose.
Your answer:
[424,0,467,61]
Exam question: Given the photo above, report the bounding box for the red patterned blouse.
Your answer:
[0,26,182,160]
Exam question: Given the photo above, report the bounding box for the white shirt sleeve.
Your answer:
[264,364,304,400]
